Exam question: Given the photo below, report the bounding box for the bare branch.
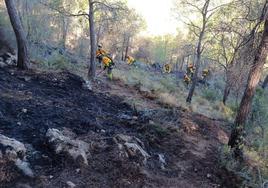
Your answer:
[182,1,203,12]
[38,1,89,18]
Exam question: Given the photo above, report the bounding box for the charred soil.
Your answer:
[0,67,240,188]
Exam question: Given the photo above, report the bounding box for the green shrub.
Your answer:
[201,88,218,102]
[46,51,70,70]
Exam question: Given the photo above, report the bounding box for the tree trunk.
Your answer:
[5,0,29,69]
[222,85,231,105]
[88,0,96,79]
[121,34,126,61]
[124,35,130,61]
[228,15,268,157]
[186,0,210,103]
[61,17,68,50]
[223,79,231,105]
[96,23,102,46]
[186,45,202,103]
[179,56,184,71]
[186,25,206,103]
[262,74,268,88]
[176,57,179,71]
[25,0,31,40]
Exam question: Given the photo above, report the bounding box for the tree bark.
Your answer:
[25,0,31,40]
[88,0,96,79]
[228,15,268,157]
[61,17,68,50]
[186,0,210,103]
[179,56,185,71]
[222,84,231,105]
[124,35,130,61]
[96,23,102,46]
[121,34,126,61]
[5,0,29,69]
[262,74,268,88]
[222,66,232,105]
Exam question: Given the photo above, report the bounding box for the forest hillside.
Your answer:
[1,0,268,188]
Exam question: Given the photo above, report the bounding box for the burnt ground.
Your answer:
[0,67,241,188]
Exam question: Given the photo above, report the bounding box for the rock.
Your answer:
[158,154,166,170]
[132,116,138,120]
[207,173,212,178]
[15,159,34,177]
[22,108,27,113]
[114,134,150,164]
[149,120,155,125]
[0,134,26,160]
[124,143,150,159]
[114,134,145,147]
[0,134,34,177]
[66,181,76,188]
[83,80,92,90]
[0,52,16,67]
[21,76,31,82]
[118,114,132,120]
[41,154,49,159]
[46,128,90,166]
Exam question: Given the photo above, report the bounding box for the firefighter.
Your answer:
[99,55,114,80]
[163,63,172,73]
[126,55,136,65]
[202,68,210,80]
[187,63,195,78]
[96,44,108,65]
[184,74,191,86]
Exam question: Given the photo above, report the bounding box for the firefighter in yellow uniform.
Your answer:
[163,63,172,73]
[99,55,114,80]
[184,74,191,86]
[96,45,108,64]
[126,55,136,65]
[202,68,210,80]
[187,63,195,78]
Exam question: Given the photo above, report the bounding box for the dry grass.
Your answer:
[113,66,235,121]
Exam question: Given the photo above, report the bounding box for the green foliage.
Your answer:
[201,88,218,102]
[228,88,268,187]
[150,123,169,138]
[48,52,69,69]
[219,145,260,188]
[39,51,72,70]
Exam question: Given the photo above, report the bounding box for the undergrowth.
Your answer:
[219,89,268,188]
[113,64,235,121]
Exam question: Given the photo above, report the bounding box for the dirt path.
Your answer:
[92,71,240,187]
[0,67,240,188]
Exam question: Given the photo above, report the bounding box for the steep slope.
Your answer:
[0,67,240,188]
